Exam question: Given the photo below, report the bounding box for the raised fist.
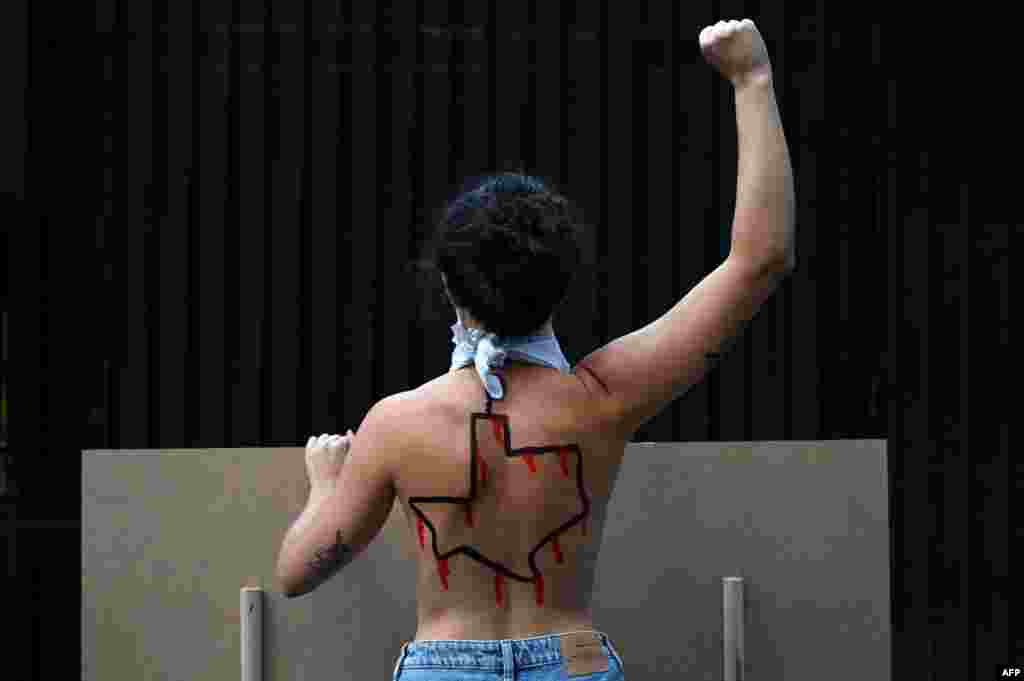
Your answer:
[699,19,773,87]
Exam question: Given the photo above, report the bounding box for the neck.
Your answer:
[457,314,554,338]
[462,322,555,338]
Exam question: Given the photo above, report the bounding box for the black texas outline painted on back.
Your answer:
[407,371,591,605]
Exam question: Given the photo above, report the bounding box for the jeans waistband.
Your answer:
[393,629,624,676]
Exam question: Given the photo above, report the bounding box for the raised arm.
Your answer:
[577,19,796,438]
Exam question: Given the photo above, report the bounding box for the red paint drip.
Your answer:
[535,574,545,607]
[491,418,504,447]
[465,503,474,528]
[495,575,505,608]
[552,537,564,564]
[437,558,449,590]
[417,517,425,549]
[559,448,570,477]
[524,454,537,475]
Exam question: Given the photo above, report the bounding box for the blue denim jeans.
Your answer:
[392,630,625,680]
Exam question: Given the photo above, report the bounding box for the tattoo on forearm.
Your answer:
[706,321,750,368]
[305,530,354,587]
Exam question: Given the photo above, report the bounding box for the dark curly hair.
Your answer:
[416,171,588,339]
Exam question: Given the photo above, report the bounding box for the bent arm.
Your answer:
[577,72,797,437]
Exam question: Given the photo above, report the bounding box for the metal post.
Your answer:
[723,576,745,681]
[241,585,263,681]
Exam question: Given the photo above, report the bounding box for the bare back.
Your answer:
[394,361,626,641]
[393,257,792,640]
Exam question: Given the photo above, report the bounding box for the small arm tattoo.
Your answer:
[303,530,354,591]
[705,321,750,368]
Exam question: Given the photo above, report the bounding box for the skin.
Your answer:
[400,344,621,638]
